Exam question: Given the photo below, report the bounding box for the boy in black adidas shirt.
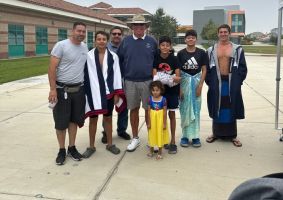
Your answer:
[153,36,181,154]
[177,29,207,148]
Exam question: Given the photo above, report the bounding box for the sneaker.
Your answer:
[67,146,83,161]
[82,147,96,158]
[118,132,131,140]
[101,131,107,144]
[168,144,177,154]
[180,137,189,147]
[192,138,201,147]
[56,148,66,165]
[126,137,140,152]
[164,144,169,150]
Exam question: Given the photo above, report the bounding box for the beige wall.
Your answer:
[0,22,8,58]
[0,5,120,59]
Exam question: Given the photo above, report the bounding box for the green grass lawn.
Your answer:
[0,45,281,84]
[0,56,49,84]
[202,43,282,54]
[242,45,283,54]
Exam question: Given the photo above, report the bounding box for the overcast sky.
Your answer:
[66,0,279,34]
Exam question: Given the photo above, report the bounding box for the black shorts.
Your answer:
[53,86,85,130]
[90,97,114,118]
[164,93,179,110]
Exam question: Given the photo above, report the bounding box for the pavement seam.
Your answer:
[0,191,62,199]
[0,83,47,94]
[0,103,48,123]
[92,121,146,200]
[244,82,283,114]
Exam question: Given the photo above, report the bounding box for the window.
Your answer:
[87,31,93,50]
[8,24,24,45]
[8,24,25,57]
[231,14,245,33]
[36,26,48,45]
[58,29,67,41]
[36,26,48,54]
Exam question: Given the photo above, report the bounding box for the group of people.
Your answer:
[48,14,247,165]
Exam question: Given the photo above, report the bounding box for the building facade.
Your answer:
[89,2,152,24]
[173,25,193,44]
[0,0,127,59]
[193,5,245,44]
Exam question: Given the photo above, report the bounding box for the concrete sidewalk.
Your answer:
[0,54,282,200]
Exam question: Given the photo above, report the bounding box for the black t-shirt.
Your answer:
[153,53,180,95]
[177,47,208,75]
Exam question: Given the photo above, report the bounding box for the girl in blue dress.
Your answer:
[147,81,169,159]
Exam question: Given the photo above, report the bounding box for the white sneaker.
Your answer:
[127,138,140,152]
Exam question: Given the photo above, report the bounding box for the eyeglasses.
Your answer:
[112,32,122,36]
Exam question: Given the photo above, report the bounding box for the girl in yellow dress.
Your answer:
[147,81,169,159]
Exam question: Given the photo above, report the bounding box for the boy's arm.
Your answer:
[163,105,167,130]
[196,65,207,97]
[48,56,60,103]
[173,68,181,83]
[153,68,157,76]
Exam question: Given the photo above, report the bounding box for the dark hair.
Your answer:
[73,22,86,29]
[217,24,231,33]
[159,36,171,45]
[110,26,123,35]
[95,31,109,40]
[149,81,164,95]
[185,29,197,38]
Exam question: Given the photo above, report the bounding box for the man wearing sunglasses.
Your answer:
[100,26,131,144]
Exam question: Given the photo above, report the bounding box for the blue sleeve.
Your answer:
[153,54,159,69]
[117,39,125,77]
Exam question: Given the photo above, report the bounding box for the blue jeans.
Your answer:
[103,108,128,134]
[117,108,128,134]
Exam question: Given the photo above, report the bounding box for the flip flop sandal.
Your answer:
[106,144,121,154]
[206,135,218,143]
[231,139,242,147]
[82,147,96,158]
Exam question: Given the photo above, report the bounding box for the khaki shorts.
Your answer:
[124,80,151,110]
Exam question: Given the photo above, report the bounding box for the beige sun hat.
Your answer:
[126,14,150,28]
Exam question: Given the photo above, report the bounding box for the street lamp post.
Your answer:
[276,0,283,141]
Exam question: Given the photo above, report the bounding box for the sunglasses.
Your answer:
[112,32,122,36]
[133,23,145,26]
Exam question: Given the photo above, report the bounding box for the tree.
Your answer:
[269,34,283,45]
[201,19,218,45]
[270,35,278,45]
[150,8,178,41]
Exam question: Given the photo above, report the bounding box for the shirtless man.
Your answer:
[205,24,247,147]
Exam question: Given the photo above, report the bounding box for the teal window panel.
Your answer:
[58,29,67,41]
[87,31,93,49]
[8,24,25,57]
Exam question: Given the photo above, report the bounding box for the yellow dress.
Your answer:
[148,96,169,148]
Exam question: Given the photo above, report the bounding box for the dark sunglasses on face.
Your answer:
[112,32,122,36]
[133,23,145,26]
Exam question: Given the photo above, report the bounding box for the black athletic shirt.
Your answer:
[177,47,208,75]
